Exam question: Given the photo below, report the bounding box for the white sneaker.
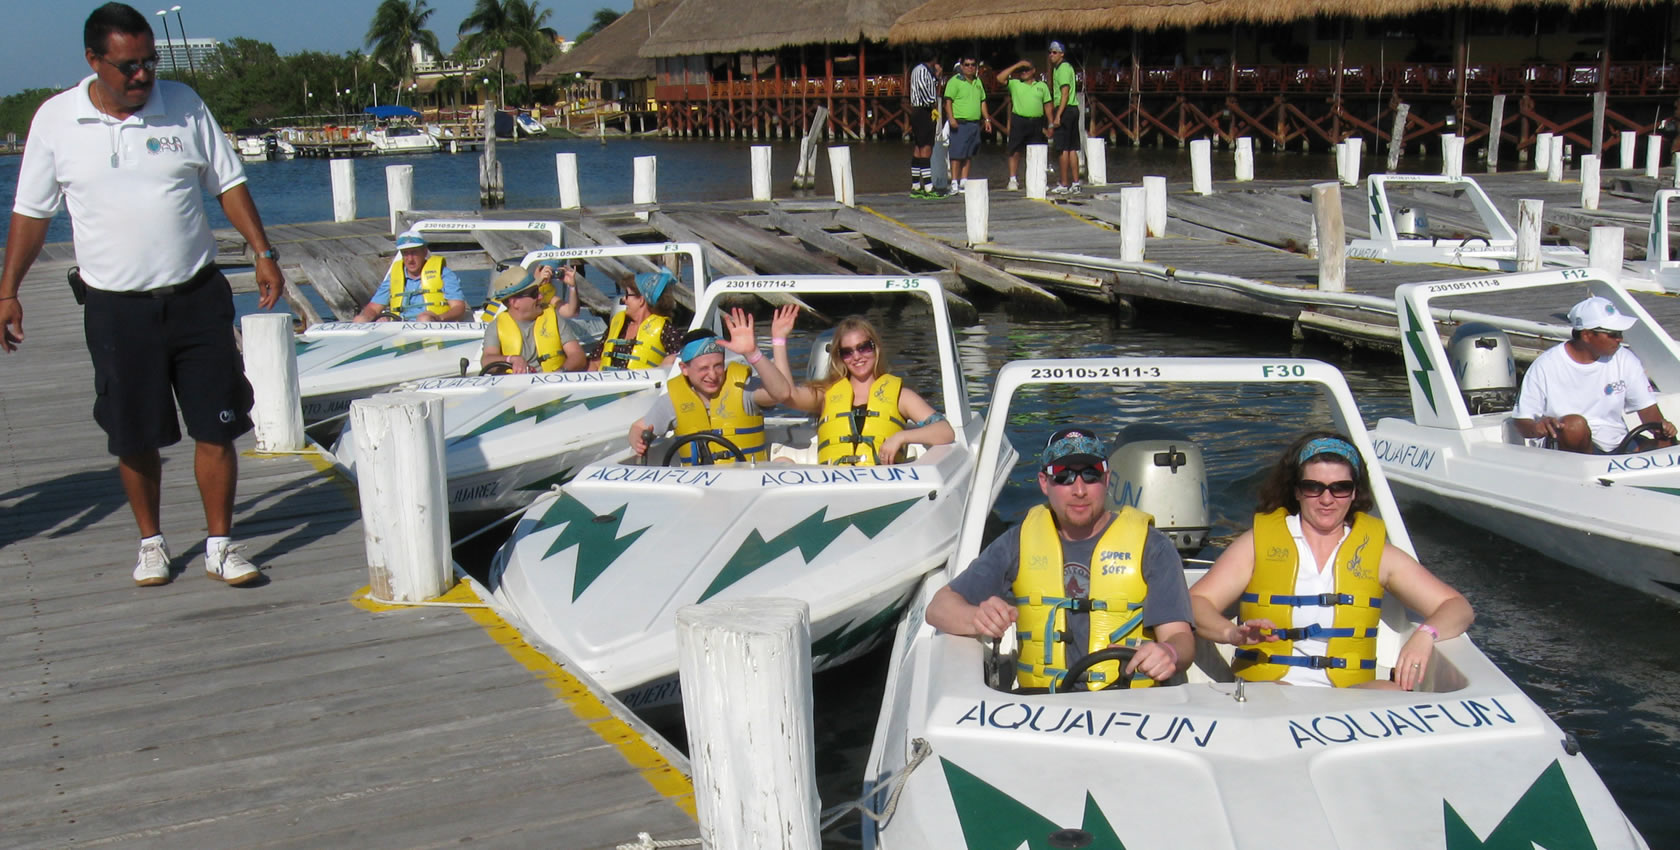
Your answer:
[133,537,172,587]
[1051,185,1070,195]
[207,543,261,586]
[1070,181,1083,193]
[1005,177,1019,191]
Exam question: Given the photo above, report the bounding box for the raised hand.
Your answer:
[719,307,759,356]
[770,304,799,340]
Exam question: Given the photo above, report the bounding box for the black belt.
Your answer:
[96,264,219,299]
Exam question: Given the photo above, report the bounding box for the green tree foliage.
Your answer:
[0,88,61,138]
[365,0,445,87]
[574,7,622,44]
[458,0,557,105]
[194,40,394,127]
[508,0,558,96]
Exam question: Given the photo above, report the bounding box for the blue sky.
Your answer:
[4,0,631,97]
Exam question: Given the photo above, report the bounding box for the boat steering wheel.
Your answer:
[480,361,514,376]
[375,309,404,322]
[660,433,746,466]
[1612,421,1672,454]
[1055,646,1138,693]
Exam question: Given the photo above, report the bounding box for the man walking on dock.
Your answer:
[0,2,285,588]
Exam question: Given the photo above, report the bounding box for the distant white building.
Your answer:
[158,37,217,74]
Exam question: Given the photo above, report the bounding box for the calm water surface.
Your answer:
[3,138,1670,845]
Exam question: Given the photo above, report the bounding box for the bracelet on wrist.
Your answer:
[746,349,764,365]
[0,295,16,301]
[771,337,787,346]
[1416,623,1439,641]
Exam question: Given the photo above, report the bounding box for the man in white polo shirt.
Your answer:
[1514,295,1676,453]
[0,2,286,588]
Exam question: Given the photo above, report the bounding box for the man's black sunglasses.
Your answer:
[1045,464,1104,485]
[100,55,159,77]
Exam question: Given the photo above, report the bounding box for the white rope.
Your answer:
[614,832,701,850]
[819,737,933,831]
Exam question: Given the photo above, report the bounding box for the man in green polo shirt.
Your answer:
[942,56,991,196]
[1048,40,1082,194]
[996,59,1051,191]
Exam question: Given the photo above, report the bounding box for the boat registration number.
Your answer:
[1030,366,1161,379]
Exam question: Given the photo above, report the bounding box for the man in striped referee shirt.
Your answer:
[907,51,941,198]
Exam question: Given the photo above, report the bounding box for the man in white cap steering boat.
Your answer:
[353,229,467,323]
[1513,295,1676,453]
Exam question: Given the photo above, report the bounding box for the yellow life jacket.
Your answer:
[667,361,768,464]
[1234,508,1385,687]
[1013,505,1156,691]
[388,254,448,316]
[816,375,907,465]
[493,310,567,373]
[603,311,669,370]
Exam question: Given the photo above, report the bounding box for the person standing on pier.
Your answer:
[0,2,285,588]
[907,52,941,199]
[1047,41,1081,194]
[942,56,990,196]
[996,60,1051,192]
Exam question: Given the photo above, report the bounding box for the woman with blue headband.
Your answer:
[1190,431,1472,690]
[595,269,685,371]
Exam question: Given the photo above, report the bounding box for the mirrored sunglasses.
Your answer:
[1296,479,1356,498]
[835,339,876,359]
[101,55,159,77]
[1046,464,1105,485]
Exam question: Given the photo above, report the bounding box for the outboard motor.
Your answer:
[1396,206,1430,240]
[806,331,835,384]
[1104,423,1210,554]
[1447,322,1517,414]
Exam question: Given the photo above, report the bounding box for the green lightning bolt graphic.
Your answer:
[1402,299,1440,414]
[332,336,478,367]
[454,391,639,442]
[1370,183,1385,235]
[530,490,651,601]
[1443,760,1595,849]
[811,595,911,662]
[941,758,1128,850]
[295,339,324,357]
[700,497,922,601]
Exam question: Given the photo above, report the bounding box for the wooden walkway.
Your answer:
[0,257,696,847]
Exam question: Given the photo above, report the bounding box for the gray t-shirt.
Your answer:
[482,314,583,364]
[946,512,1191,668]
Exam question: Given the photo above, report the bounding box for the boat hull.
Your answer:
[295,321,485,424]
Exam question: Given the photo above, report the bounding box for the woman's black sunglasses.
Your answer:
[1296,479,1356,498]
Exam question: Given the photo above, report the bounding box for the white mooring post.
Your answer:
[1025,144,1049,200]
[1648,135,1663,178]
[827,145,855,206]
[555,152,580,209]
[750,145,773,202]
[1235,136,1254,182]
[1190,139,1213,195]
[1580,154,1601,210]
[964,178,989,244]
[240,314,304,453]
[1535,133,1553,173]
[1441,134,1463,179]
[1143,175,1167,237]
[678,598,821,850]
[1516,199,1544,272]
[1547,139,1565,182]
[1084,137,1108,186]
[1120,186,1147,262]
[1312,182,1345,292]
[385,164,413,235]
[1621,130,1638,170]
[330,158,356,223]
[350,392,451,603]
[632,155,658,220]
[1589,226,1624,284]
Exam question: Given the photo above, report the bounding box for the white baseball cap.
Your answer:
[1567,296,1637,332]
[394,230,427,250]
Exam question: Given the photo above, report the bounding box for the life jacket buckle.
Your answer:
[1314,592,1352,606]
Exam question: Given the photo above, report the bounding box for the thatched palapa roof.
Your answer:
[544,0,679,80]
[888,0,1663,43]
[640,0,927,57]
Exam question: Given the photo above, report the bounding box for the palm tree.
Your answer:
[364,0,444,93]
[457,0,516,104]
[508,0,559,99]
[574,7,621,44]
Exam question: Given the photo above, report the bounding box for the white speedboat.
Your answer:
[1346,174,1589,271]
[331,241,708,518]
[363,123,440,155]
[484,275,1012,711]
[1369,268,1680,605]
[293,219,572,425]
[1627,187,1680,292]
[512,112,547,136]
[862,357,1648,849]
